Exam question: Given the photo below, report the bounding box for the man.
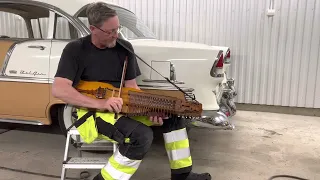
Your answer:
[52,2,212,180]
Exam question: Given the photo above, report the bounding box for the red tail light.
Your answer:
[210,50,224,77]
[216,53,224,68]
[226,49,230,58]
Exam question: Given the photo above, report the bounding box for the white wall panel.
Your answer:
[0,0,319,108]
[109,0,320,108]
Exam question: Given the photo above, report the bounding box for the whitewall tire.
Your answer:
[57,104,80,144]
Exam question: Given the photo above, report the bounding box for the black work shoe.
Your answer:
[185,172,212,180]
[92,173,104,180]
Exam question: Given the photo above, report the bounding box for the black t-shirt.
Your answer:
[54,35,141,88]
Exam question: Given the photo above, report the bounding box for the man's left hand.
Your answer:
[149,116,163,125]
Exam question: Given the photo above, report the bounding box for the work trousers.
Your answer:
[75,109,193,180]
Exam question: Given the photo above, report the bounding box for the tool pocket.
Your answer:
[74,109,98,144]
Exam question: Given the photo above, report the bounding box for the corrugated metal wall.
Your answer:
[0,0,319,108]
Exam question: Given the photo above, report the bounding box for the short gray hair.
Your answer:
[86,2,117,28]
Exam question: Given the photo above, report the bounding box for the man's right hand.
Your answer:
[97,97,123,113]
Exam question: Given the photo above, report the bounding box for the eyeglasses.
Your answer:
[94,25,123,36]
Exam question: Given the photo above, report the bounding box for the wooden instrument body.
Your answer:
[75,80,202,118]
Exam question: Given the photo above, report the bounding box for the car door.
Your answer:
[0,3,52,120]
[0,40,51,118]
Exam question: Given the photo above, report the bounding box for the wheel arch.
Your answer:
[46,101,66,124]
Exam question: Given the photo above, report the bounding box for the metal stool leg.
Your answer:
[61,132,71,180]
[60,166,67,180]
[60,129,112,179]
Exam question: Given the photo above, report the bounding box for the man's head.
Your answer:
[86,2,121,48]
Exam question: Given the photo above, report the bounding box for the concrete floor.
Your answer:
[0,110,320,180]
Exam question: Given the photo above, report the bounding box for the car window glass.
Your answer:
[31,18,49,39]
[121,26,138,39]
[54,15,81,40]
[0,4,50,39]
[0,12,29,38]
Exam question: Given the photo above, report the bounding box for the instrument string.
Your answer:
[116,39,198,103]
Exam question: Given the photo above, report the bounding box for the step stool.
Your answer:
[60,129,117,180]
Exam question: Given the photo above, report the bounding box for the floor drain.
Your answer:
[80,171,90,179]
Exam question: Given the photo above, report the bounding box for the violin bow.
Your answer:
[114,56,128,119]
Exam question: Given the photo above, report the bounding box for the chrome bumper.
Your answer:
[188,78,237,130]
[189,110,235,130]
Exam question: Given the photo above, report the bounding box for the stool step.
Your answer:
[63,157,108,169]
[78,143,115,151]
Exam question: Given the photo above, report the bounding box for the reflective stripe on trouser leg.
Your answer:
[101,148,142,180]
[92,115,151,179]
[163,127,192,173]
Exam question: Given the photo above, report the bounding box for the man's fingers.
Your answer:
[148,115,164,125]
[155,117,163,126]
[111,102,120,113]
[153,116,158,123]
[110,98,122,113]
[108,104,116,113]
[115,101,122,112]
[149,116,157,123]
[109,103,117,113]
[115,98,123,106]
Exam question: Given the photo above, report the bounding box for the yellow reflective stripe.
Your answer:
[113,150,141,169]
[165,137,192,170]
[102,152,140,179]
[170,156,193,170]
[101,168,116,180]
[163,128,188,143]
[102,149,141,179]
[165,139,189,150]
[109,155,138,174]
[103,163,133,180]
[167,148,191,161]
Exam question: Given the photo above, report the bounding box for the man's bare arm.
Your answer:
[124,79,140,90]
[52,77,102,109]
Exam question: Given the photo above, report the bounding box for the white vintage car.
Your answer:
[0,0,236,138]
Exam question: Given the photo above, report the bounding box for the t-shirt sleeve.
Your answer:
[54,41,81,82]
[124,41,141,80]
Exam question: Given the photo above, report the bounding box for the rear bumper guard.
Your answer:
[220,78,237,117]
[187,78,237,130]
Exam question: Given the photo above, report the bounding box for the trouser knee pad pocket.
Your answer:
[120,123,154,160]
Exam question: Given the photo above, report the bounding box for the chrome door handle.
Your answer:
[28,45,45,50]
